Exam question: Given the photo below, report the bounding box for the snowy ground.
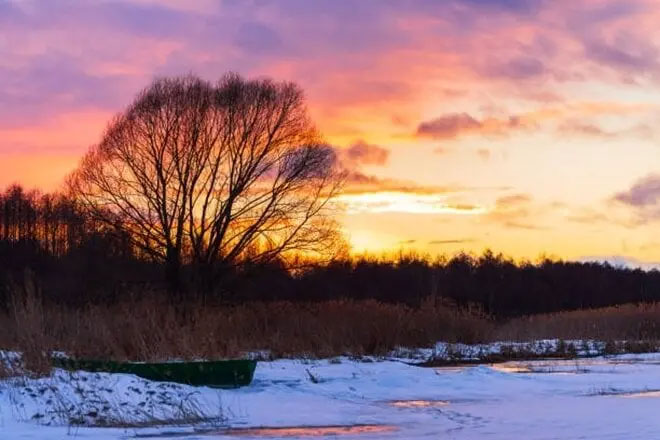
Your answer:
[3,347,660,439]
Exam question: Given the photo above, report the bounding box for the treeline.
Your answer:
[0,184,158,307]
[286,254,660,316]
[1,183,660,317]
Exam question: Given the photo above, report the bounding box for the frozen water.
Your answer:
[3,349,660,439]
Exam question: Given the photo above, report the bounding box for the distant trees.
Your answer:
[1,192,660,316]
[0,184,143,308]
[0,185,85,255]
[5,76,659,314]
[68,73,343,296]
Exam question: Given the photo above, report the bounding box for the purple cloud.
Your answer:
[234,22,283,54]
[584,36,659,73]
[457,0,546,14]
[343,141,390,166]
[1,0,657,140]
[416,113,529,140]
[0,52,133,127]
[487,56,547,79]
[416,113,482,139]
[614,175,660,208]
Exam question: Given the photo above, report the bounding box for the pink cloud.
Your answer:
[2,0,660,190]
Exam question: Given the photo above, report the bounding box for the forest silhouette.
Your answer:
[1,181,660,317]
[2,74,658,319]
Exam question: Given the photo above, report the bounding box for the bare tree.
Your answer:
[68,73,344,296]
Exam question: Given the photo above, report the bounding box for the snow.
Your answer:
[3,346,660,439]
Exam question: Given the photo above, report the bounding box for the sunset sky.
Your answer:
[3,0,660,264]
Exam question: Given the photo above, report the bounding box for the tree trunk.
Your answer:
[165,248,182,300]
[193,260,231,304]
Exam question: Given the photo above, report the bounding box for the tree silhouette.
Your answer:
[69,73,343,296]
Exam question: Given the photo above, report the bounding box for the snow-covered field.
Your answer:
[3,347,660,439]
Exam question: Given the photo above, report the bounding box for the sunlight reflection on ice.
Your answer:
[489,361,593,374]
[620,391,660,398]
[390,400,450,408]
[218,425,397,437]
[434,366,471,374]
[490,364,533,373]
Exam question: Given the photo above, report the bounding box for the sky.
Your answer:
[3,0,660,264]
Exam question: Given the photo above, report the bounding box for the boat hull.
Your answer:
[52,358,257,388]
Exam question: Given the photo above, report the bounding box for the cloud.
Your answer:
[456,0,546,14]
[234,22,283,54]
[420,103,652,144]
[565,210,609,224]
[0,52,132,127]
[342,171,456,196]
[328,140,431,201]
[582,33,659,74]
[477,149,491,160]
[329,141,395,195]
[335,151,486,215]
[416,113,481,139]
[342,141,390,166]
[557,120,615,138]
[612,174,660,223]
[579,256,660,272]
[331,141,465,214]
[1,0,655,133]
[484,193,550,230]
[557,119,653,139]
[416,113,531,140]
[429,238,474,245]
[495,194,533,207]
[3,0,660,194]
[485,56,547,79]
[503,222,548,230]
[614,174,660,208]
[335,190,485,215]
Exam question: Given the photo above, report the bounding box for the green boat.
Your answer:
[51,357,257,388]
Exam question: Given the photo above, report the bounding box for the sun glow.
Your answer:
[5,0,660,262]
[335,191,487,215]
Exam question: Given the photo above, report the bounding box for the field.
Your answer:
[3,346,660,439]
[3,298,660,438]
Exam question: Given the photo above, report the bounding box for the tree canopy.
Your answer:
[68,73,344,295]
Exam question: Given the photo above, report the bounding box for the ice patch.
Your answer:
[621,391,660,398]
[390,400,450,408]
[215,425,397,437]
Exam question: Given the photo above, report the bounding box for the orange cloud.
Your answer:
[3,0,660,262]
[335,191,486,215]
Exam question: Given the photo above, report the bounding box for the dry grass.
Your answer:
[3,293,660,366]
[497,302,660,342]
[7,280,52,376]
[0,296,492,362]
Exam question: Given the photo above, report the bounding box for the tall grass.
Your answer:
[497,302,660,342]
[0,297,491,362]
[3,292,660,365]
[6,276,52,376]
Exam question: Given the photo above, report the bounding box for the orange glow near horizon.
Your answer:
[3,0,660,266]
